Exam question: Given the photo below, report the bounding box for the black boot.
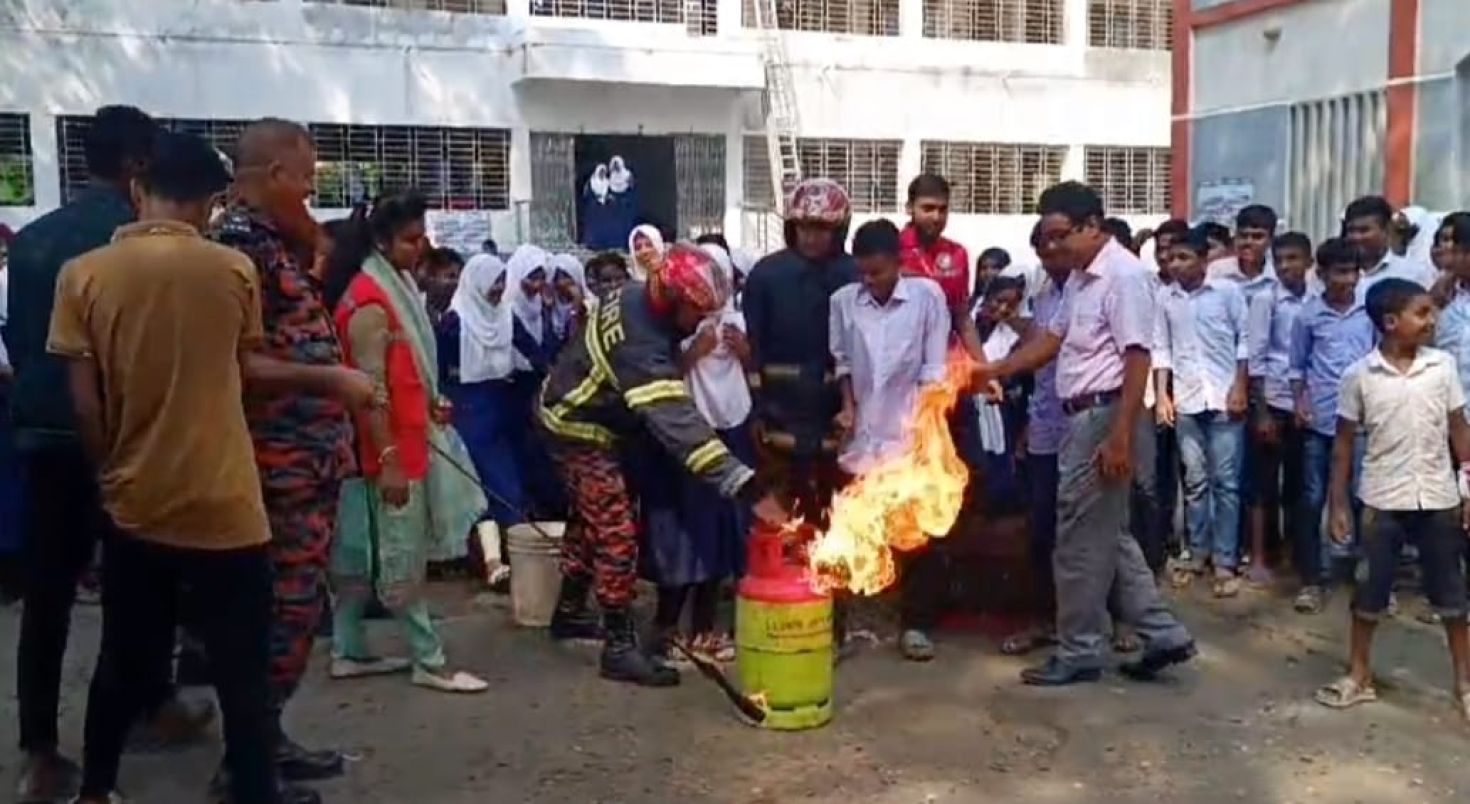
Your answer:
[273,718,344,782]
[599,609,679,687]
[549,576,602,642]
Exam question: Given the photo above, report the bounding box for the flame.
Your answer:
[808,351,974,596]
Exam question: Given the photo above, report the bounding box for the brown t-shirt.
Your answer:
[48,220,270,550]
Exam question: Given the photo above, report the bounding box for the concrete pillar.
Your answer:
[1061,144,1085,182]
[717,0,742,38]
[724,124,744,239]
[899,0,923,39]
[1063,0,1087,49]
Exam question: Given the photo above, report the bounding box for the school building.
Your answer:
[0,0,1172,259]
[1176,0,1470,239]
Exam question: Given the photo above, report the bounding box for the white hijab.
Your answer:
[507,245,549,371]
[627,224,665,282]
[550,253,588,339]
[608,155,633,194]
[1401,205,1441,269]
[588,164,610,204]
[450,254,514,383]
[681,243,751,430]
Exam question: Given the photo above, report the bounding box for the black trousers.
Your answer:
[81,529,276,802]
[899,546,947,631]
[15,444,171,753]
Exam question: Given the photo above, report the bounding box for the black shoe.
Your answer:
[1119,641,1197,682]
[599,609,680,688]
[210,767,322,804]
[549,577,603,642]
[275,734,344,782]
[1020,657,1102,686]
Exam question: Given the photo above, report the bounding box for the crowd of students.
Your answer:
[1,103,1470,804]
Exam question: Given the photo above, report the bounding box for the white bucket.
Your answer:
[505,522,566,627]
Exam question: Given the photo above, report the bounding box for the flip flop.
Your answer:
[1314,676,1378,709]
[1294,586,1326,614]
[1212,575,1242,598]
[411,666,490,694]
[1000,626,1055,656]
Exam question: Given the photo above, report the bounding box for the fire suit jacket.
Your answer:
[538,283,757,500]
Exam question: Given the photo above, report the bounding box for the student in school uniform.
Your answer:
[1154,227,1250,597]
[1314,278,1470,721]
[1149,219,1192,559]
[1289,238,1377,614]
[1345,195,1438,303]
[1245,232,1313,588]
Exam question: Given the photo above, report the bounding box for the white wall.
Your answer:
[0,0,1170,258]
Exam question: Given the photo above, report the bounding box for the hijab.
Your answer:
[627,224,666,282]
[449,254,514,383]
[1400,205,1441,269]
[608,156,632,194]
[588,164,610,204]
[681,243,751,430]
[549,253,588,339]
[506,244,549,370]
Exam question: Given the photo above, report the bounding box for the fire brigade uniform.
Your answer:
[539,244,760,686]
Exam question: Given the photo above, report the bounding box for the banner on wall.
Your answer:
[426,210,494,256]
[1194,179,1255,226]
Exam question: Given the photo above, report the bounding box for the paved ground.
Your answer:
[3,580,1469,804]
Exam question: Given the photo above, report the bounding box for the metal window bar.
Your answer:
[920,141,1064,214]
[56,115,252,204]
[309,123,509,210]
[922,0,1062,44]
[533,0,717,36]
[0,113,34,207]
[1286,90,1384,241]
[306,0,507,14]
[743,0,900,35]
[743,135,776,208]
[1082,145,1170,215]
[1087,0,1170,50]
[795,138,900,213]
[528,132,577,249]
[674,134,727,239]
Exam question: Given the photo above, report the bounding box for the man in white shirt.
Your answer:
[1155,226,1250,597]
[830,219,949,661]
[1346,195,1439,303]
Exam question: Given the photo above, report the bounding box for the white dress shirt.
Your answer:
[1356,252,1439,304]
[1337,347,1465,511]
[1153,279,1249,416]
[830,276,950,474]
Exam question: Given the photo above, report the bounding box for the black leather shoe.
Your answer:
[276,734,344,782]
[1020,657,1102,686]
[1119,641,1197,681]
[210,767,322,804]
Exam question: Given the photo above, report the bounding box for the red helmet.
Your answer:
[647,242,731,318]
[786,179,851,226]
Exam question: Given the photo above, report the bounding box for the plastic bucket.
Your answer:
[505,522,566,627]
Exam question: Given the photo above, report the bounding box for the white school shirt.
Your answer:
[1337,347,1465,511]
[829,276,950,475]
[1152,279,1249,416]
[1356,252,1439,304]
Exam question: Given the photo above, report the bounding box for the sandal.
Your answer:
[1112,628,1142,654]
[411,666,489,694]
[1293,586,1326,614]
[1314,676,1378,709]
[1000,625,1055,656]
[1212,574,1242,599]
[1245,565,1275,589]
[692,632,736,663]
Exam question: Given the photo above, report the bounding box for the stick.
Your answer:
[428,441,559,542]
[667,638,767,724]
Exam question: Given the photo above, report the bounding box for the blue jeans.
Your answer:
[1175,411,1245,570]
[1299,431,1365,586]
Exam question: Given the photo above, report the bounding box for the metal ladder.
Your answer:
[750,0,801,212]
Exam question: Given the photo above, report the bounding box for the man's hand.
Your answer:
[1327,499,1353,545]
[1095,428,1133,482]
[333,367,378,412]
[751,493,789,526]
[1294,394,1313,430]
[1226,382,1247,419]
[379,456,411,508]
[1155,393,1176,427]
[833,404,856,442]
[969,360,1001,394]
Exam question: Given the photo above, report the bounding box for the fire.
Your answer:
[808,351,975,595]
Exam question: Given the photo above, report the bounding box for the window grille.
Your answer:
[0,113,34,207]
[310,124,510,210]
[674,135,726,238]
[1287,91,1386,242]
[529,132,577,249]
[1083,145,1171,215]
[305,0,507,14]
[920,141,1064,215]
[1087,0,1170,50]
[922,0,1061,44]
[56,116,250,204]
[742,0,900,36]
[533,0,717,36]
[745,136,900,213]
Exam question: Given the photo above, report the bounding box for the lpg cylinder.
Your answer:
[734,520,833,730]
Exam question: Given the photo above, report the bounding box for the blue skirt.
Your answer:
[638,422,756,587]
[447,379,526,528]
[0,389,20,556]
